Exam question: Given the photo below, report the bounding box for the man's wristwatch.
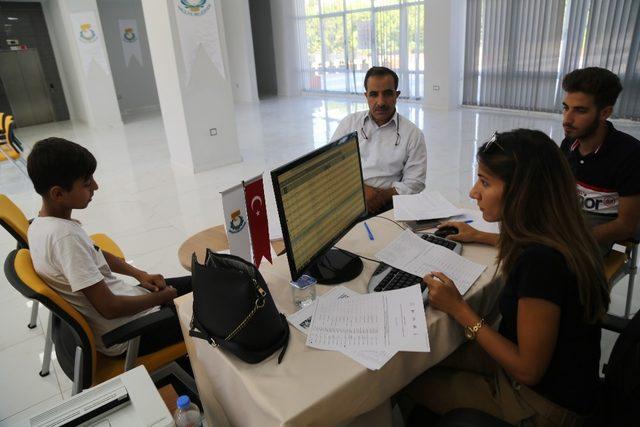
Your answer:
[464,318,485,340]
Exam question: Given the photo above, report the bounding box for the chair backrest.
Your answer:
[5,117,23,153]
[3,114,12,133]
[0,113,8,135]
[3,248,98,388]
[3,115,11,140]
[602,310,640,426]
[0,194,30,247]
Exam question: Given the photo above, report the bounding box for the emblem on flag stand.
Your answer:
[221,175,273,267]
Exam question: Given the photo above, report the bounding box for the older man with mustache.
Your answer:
[560,67,640,254]
[331,66,427,215]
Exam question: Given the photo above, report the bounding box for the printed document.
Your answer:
[287,286,398,370]
[393,191,463,221]
[306,285,429,353]
[376,229,486,295]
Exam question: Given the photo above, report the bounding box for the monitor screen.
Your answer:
[271,132,366,282]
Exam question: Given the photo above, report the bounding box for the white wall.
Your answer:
[423,0,466,110]
[41,0,122,127]
[97,0,160,115]
[220,0,258,103]
[271,0,301,97]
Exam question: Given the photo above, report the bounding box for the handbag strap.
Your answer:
[190,277,266,343]
[225,281,266,341]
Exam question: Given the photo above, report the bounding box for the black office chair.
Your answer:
[435,312,640,427]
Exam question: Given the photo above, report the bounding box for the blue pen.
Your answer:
[364,222,375,240]
[464,220,474,224]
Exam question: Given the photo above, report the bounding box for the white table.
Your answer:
[175,213,501,427]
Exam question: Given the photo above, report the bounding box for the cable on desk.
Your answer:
[335,247,381,264]
[371,215,407,231]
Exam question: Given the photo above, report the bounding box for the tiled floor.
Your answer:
[0,96,638,423]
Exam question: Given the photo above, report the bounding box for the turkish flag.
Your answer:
[244,177,272,268]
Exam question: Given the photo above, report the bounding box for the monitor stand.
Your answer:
[305,248,363,285]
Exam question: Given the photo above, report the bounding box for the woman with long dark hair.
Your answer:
[408,129,610,426]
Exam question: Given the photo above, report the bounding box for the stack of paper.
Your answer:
[393,191,463,221]
[375,229,487,295]
[287,285,429,370]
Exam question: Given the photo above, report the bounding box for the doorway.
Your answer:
[248,0,278,98]
[0,49,55,127]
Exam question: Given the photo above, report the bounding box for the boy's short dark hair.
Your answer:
[562,67,623,109]
[364,66,399,91]
[27,137,97,196]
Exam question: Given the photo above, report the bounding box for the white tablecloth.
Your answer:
[175,213,501,427]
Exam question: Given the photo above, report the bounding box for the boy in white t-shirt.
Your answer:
[26,138,191,356]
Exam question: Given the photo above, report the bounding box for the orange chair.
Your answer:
[0,114,21,161]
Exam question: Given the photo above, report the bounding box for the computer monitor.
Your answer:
[271,132,366,284]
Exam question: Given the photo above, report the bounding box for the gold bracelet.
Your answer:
[464,318,485,340]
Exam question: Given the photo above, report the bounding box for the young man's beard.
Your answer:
[566,114,601,140]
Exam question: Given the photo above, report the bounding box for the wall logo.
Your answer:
[79,23,97,43]
[228,210,246,234]
[122,28,137,43]
[178,0,211,16]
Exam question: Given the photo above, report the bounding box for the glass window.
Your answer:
[346,0,372,11]
[297,0,425,99]
[304,0,319,15]
[321,0,343,14]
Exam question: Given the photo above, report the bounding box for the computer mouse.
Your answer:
[434,226,459,238]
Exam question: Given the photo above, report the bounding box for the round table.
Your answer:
[178,224,286,270]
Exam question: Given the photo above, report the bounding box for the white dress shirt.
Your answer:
[331,110,427,195]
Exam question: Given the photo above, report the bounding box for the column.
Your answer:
[423,0,466,110]
[142,0,241,173]
[42,0,122,127]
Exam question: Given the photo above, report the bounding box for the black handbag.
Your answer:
[189,249,289,364]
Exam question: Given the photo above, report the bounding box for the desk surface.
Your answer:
[177,224,285,270]
[175,212,501,427]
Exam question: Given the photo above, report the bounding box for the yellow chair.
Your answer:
[0,194,126,376]
[4,249,195,394]
[0,112,5,142]
[0,115,20,161]
[605,234,639,318]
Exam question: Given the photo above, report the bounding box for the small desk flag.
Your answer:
[244,176,272,268]
[221,183,252,263]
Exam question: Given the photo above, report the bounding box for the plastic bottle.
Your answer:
[173,395,202,427]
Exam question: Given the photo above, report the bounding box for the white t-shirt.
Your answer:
[28,217,157,356]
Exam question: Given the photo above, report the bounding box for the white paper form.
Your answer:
[393,191,463,221]
[287,286,398,370]
[376,229,487,295]
[306,285,429,353]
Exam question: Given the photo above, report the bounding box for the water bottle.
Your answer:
[173,395,202,427]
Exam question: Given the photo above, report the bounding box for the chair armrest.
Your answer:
[601,313,630,334]
[102,307,175,347]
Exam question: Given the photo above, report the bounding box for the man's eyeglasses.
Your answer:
[361,115,401,147]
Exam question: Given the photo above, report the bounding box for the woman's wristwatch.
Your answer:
[464,318,485,340]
